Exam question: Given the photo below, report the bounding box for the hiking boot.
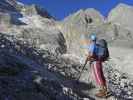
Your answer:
[95,90,108,98]
[99,89,107,93]
[98,86,108,93]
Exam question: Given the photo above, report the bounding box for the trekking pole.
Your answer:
[77,57,88,80]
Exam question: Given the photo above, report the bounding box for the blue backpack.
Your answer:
[95,39,109,61]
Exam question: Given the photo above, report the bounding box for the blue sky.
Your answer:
[18,0,133,20]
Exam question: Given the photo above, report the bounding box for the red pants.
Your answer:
[91,61,106,86]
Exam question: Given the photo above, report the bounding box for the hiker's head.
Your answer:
[89,33,97,42]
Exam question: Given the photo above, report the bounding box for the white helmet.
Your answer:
[90,33,97,41]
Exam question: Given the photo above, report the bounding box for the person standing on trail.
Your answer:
[86,34,109,97]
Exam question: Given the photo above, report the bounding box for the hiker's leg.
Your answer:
[93,61,106,86]
[92,61,101,86]
[97,61,106,87]
[94,61,108,97]
[92,61,107,92]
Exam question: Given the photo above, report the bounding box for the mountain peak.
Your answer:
[63,8,104,24]
[85,8,99,12]
[108,2,133,30]
[116,3,133,9]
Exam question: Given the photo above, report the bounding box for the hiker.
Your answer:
[86,34,109,97]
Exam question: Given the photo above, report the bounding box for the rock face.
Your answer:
[0,33,80,100]
[21,5,53,19]
[58,9,105,59]
[0,1,67,56]
[108,3,133,33]
[107,3,133,48]
[0,1,71,100]
[58,3,133,60]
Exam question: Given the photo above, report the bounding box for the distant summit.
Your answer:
[108,3,133,32]
[58,3,133,57]
[64,8,104,25]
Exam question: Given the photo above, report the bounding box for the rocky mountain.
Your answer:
[0,1,73,100]
[58,3,133,59]
[108,3,133,32]
[0,0,133,100]
[107,3,133,48]
[58,9,105,58]
[21,4,53,19]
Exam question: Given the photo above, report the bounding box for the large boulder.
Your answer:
[8,15,67,55]
[0,1,66,55]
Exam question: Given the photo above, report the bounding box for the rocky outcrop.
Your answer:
[0,32,82,100]
[0,1,71,100]
[9,17,66,55]
[58,3,133,60]
[108,3,133,32]
[21,4,53,19]
[58,9,105,59]
[0,2,66,55]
